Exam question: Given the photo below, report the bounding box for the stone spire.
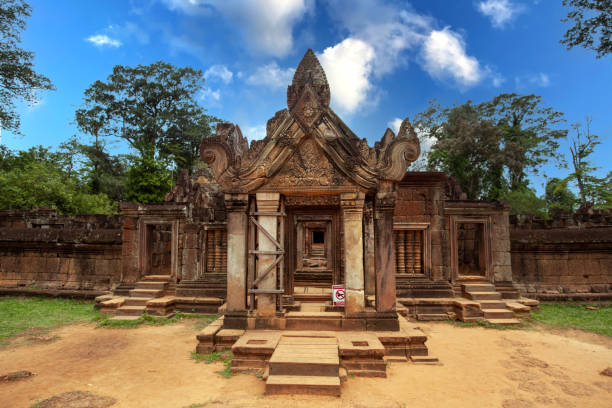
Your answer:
[287,49,330,110]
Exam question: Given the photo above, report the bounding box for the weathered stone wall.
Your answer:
[395,173,449,281]
[0,208,122,291]
[511,210,612,295]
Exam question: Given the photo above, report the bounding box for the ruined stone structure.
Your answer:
[3,49,610,396]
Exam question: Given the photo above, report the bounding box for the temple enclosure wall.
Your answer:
[1,205,611,297]
[0,209,123,291]
[510,211,612,296]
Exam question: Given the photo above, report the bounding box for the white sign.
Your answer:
[332,284,345,306]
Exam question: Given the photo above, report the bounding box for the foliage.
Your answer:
[417,94,566,201]
[75,61,218,172]
[501,187,548,218]
[95,312,215,329]
[561,0,612,58]
[124,155,174,203]
[545,177,577,212]
[478,94,567,191]
[0,297,98,345]
[0,0,54,134]
[418,101,506,200]
[567,117,611,207]
[531,303,612,337]
[0,145,116,214]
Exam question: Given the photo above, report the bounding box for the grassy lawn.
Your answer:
[0,296,218,346]
[0,296,98,344]
[531,303,612,337]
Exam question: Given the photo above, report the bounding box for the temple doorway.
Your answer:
[285,208,341,308]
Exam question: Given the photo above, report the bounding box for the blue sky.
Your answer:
[3,0,611,193]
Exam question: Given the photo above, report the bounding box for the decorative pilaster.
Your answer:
[374,190,397,312]
[341,192,366,316]
[255,193,280,317]
[224,193,249,312]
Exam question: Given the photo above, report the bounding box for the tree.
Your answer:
[416,94,566,201]
[501,187,548,218]
[124,155,173,204]
[0,145,115,214]
[0,0,54,134]
[419,101,506,200]
[561,0,612,58]
[568,116,611,207]
[478,94,567,191]
[545,177,577,212]
[75,61,217,172]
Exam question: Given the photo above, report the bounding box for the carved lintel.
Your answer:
[340,192,366,210]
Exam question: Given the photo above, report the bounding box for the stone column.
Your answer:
[341,192,366,316]
[224,193,249,312]
[374,191,397,312]
[364,200,376,297]
[255,193,280,317]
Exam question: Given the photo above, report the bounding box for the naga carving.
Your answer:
[375,118,421,182]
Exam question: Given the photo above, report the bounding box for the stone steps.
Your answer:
[115,306,146,317]
[266,336,341,396]
[483,309,515,319]
[123,297,150,307]
[465,291,502,301]
[461,283,496,292]
[129,288,164,298]
[142,275,172,282]
[136,281,166,290]
[265,375,340,396]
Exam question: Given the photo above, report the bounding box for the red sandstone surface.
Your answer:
[0,320,610,407]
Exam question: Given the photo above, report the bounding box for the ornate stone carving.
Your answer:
[375,118,421,181]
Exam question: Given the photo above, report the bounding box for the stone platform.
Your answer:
[194,314,437,396]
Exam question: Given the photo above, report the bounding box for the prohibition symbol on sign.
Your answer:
[332,284,345,306]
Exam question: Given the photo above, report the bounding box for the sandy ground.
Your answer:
[0,319,611,408]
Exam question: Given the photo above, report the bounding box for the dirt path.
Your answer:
[0,320,611,408]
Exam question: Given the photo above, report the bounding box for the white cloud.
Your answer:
[411,126,437,171]
[243,124,267,142]
[200,88,221,101]
[205,65,233,84]
[318,38,375,114]
[86,34,122,48]
[388,118,403,133]
[247,62,295,89]
[421,28,483,88]
[515,72,550,89]
[107,22,150,45]
[162,0,313,57]
[477,0,524,28]
[322,0,488,112]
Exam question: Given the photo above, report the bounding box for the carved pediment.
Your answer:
[266,137,350,189]
[196,49,421,195]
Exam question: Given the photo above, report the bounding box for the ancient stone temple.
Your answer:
[92,49,540,395]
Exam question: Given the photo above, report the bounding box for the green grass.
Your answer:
[191,350,234,378]
[531,303,612,337]
[0,296,98,345]
[95,312,217,329]
[0,296,219,346]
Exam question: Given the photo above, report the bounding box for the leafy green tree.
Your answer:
[75,61,217,171]
[417,94,566,201]
[567,116,609,206]
[561,0,612,58]
[500,187,548,218]
[479,94,567,191]
[0,146,115,214]
[545,177,577,212]
[124,156,173,204]
[0,0,54,134]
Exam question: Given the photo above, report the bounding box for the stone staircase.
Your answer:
[265,336,341,396]
[462,282,520,325]
[111,275,171,321]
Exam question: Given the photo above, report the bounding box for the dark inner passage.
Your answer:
[457,222,486,276]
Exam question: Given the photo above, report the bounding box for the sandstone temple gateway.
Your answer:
[96,50,538,394]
